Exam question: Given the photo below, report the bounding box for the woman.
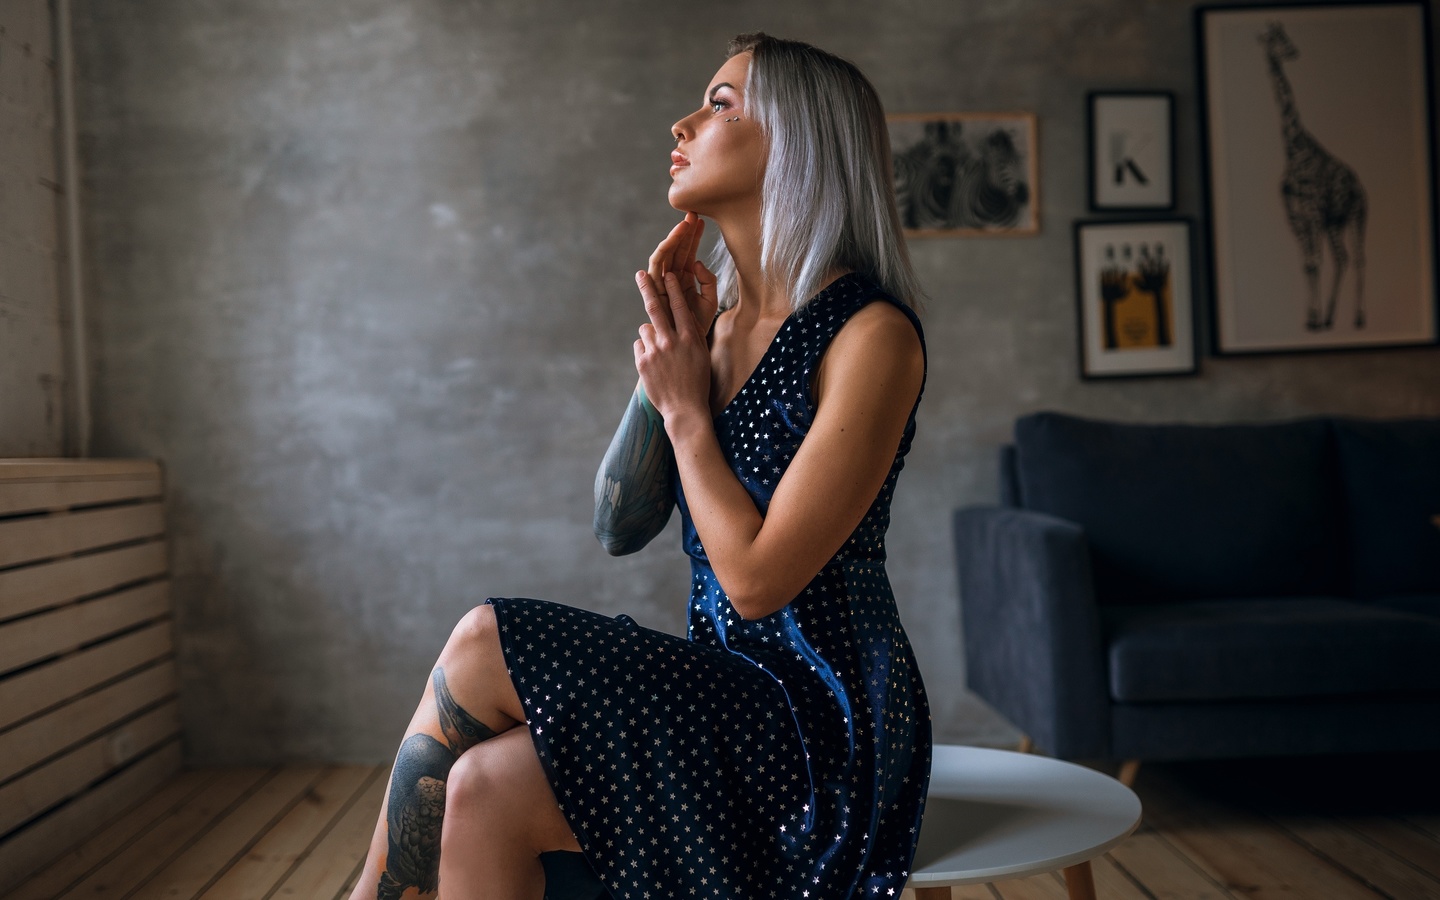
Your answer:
[350,32,931,900]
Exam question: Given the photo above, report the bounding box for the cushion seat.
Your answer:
[1104,598,1440,703]
[1371,594,1440,619]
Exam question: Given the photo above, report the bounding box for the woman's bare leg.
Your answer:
[349,604,527,900]
[439,728,583,900]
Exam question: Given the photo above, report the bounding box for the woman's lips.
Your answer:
[670,150,689,175]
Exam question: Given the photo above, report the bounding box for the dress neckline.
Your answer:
[711,272,861,421]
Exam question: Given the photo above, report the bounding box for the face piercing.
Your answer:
[726,117,739,122]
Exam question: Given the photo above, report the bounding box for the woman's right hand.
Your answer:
[648,212,718,332]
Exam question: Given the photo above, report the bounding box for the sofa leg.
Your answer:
[1117,759,1141,787]
[1016,735,1034,754]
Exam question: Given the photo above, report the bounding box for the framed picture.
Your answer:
[1074,219,1197,379]
[887,112,1039,236]
[1198,1,1438,354]
[1088,92,1174,211]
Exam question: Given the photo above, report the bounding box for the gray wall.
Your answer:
[71,0,1440,764]
[1,1,64,456]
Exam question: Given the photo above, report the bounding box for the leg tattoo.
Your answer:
[376,667,502,899]
[433,666,500,752]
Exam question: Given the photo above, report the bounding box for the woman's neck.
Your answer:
[715,213,791,320]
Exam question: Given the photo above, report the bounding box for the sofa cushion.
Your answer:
[1104,598,1440,702]
[1334,418,1440,597]
[1371,594,1440,619]
[1013,412,1346,604]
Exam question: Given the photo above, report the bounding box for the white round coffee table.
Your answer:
[906,745,1142,900]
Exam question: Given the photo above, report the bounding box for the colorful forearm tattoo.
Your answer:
[593,386,676,555]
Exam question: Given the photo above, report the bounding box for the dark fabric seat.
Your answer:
[956,411,1440,763]
[1373,595,1440,619]
[1103,598,1440,702]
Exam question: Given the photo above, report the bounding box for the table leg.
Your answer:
[1062,862,1097,900]
[914,888,952,899]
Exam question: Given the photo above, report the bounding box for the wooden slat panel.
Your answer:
[0,539,167,622]
[0,740,183,894]
[0,660,177,783]
[0,459,160,482]
[1274,814,1440,899]
[0,579,170,676]
[55,767,273,899]
[0,474,162,517]
[6,767,215,900]
[0,500,164,569]
[129,766,328,900]
[270,772,386,898]
[198,765,375,900]
[0,620,172,731]
[0,700,180,836]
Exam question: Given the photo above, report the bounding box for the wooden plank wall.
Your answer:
[0,459,180,892]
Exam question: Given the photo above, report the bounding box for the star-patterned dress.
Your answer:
[485,272,931,899]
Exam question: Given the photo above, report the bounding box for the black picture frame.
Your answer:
[1197,1,1439,355]
[1073,218,1199,379]
[1087,91,1176,212]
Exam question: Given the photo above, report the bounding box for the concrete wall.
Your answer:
[0,1,64,456]
[71,0,1440,764]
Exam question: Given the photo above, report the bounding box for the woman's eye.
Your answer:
[711,101,726,113]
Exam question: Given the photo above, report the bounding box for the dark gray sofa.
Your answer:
[953,411,1440,762]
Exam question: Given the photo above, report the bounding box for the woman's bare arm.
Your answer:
[593,384,676,555]
[635,274,924,619]
[595,213,716,555]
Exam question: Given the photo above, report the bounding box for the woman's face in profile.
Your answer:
[668,52,766,217]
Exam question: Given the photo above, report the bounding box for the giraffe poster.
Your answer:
[1074,219,1197,378]
[887,112,1039,236]
[1199,2,1437,354]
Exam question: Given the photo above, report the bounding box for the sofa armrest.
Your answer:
[953,506,1110,759]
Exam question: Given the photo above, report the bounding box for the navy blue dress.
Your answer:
[486,272,931,899]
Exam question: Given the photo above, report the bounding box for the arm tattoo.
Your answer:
[593,385,676,556]
[377,667,500,899]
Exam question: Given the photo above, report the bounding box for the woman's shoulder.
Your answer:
[814,295,925,402]
[833,289,922,351]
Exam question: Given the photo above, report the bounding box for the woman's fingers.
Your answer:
[636,271,674,335]
[662,272,699,339]
[679,213,704,277]
[691,259,719,325]
[647,218,690,282]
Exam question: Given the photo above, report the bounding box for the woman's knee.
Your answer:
[444,740,527,843]
[444,733,579,853]
[444,603,501,659]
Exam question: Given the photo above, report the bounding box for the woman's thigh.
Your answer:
[445,727,582,854]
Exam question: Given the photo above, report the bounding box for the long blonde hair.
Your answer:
[709,33,922,313]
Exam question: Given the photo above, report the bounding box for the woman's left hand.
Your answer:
[633,270,711,432]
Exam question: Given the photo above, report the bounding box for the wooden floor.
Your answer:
[11,753,1440,899]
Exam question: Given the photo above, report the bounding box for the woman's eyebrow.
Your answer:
[707,82,737,103]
